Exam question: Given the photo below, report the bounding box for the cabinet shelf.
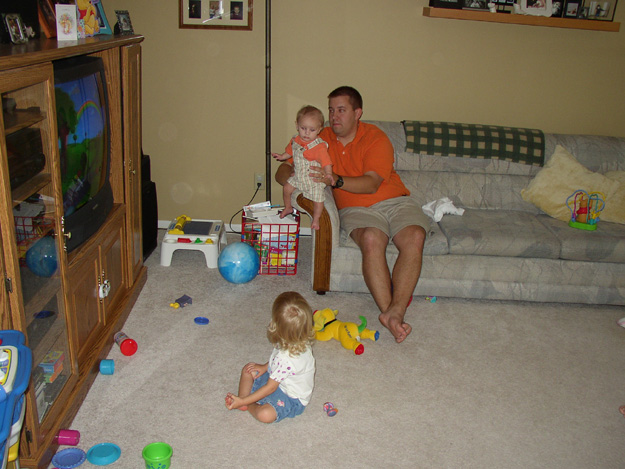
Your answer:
[423,7,621,31]
[11,172,52,207]
[4,108,44,135]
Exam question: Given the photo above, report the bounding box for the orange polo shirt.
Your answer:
[319,122,409,209]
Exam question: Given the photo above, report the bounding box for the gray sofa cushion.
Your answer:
[439,209,561,258]
[537,215,625,263]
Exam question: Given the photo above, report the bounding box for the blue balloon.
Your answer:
[26,236,58,277]
[218,242,260,284]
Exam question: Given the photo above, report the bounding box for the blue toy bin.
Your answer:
[0,330,32,469]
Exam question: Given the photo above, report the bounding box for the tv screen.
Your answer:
[54,56,113,253]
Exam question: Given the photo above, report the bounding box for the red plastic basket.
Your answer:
[241,211,299,275]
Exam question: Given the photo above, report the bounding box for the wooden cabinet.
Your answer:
[122,44,143,282]
[0,36,147,469]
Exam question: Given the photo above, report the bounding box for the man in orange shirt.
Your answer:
[275,86,429,343]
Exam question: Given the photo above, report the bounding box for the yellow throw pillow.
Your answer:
[601,171,625,224]
[521,145,619,223]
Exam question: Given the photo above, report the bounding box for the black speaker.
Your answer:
[142,180,158,260]
[141,153,158,260]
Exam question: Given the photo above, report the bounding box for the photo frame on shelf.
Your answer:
[587,0,617,20]
[462,0,490,11]
[179,0,253,30]
[2,13,28,44]
[429,0,463,9]
[114,10,133,34]
[93,0,112,34]
[518,0,554,16]
[38,0,57,38]
[551,0,565,16]
[563,0,582,16]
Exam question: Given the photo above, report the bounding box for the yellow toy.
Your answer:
[313,308,379,355]
[76,0,100,36]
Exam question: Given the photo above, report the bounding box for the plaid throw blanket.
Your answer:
[403,121,545,166]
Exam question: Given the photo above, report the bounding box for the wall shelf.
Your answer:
[423,7,621,31]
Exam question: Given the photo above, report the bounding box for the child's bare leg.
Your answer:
[311,201,324,230]
[281,183,295,218]
[234,364,256,411]
[246,402,277,424]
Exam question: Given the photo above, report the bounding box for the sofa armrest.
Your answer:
[294,188,340,294]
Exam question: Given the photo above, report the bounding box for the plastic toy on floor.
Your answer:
[566,190,605,231]
[313,308,379,355]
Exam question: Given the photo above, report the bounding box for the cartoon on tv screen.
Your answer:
[55,74,107,215]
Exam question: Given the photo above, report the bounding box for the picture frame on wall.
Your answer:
[563,0,582,16]
[587,0,617,20]
[114,10,133,34]
[428,0,463,9]
[2,13,28,44]
[551,0,565,16]
[179,0,253,30]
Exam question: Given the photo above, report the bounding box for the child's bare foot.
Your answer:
[379,306,412,343]
[280,208,294,219]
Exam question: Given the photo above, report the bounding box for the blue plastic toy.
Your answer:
[0,330,32,469]
[25,236,57,277]
[218,242,260,284]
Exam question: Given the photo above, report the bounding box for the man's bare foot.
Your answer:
[379,307,412,343]
[280,207,294,219]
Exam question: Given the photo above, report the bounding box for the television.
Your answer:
[53,56,113,253]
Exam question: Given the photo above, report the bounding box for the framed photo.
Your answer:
[3,13,28,44]
[93,0,112,34]
[563,0,582,16]
[551,0,565,16]
[429,0,463,9]
[37,0,57,38]
[518,0,554,15]
[114,10,133,34]
[491,0,515,13]
[587,0,617,20]
[462,0,490,11]
[179,0,253,30]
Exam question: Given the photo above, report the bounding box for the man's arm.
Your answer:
[332,170,383,194]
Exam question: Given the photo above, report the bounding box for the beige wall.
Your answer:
[104,0,625,225]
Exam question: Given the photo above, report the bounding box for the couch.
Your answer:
[294,120,625,305]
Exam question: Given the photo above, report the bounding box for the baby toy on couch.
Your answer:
[313,308,379,355]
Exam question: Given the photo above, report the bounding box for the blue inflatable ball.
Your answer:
[218,242,260,284]
[26,236,58,277]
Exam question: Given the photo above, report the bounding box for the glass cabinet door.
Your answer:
[0,64,74,429]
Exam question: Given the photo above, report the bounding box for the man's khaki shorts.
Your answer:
[338,196,430,241]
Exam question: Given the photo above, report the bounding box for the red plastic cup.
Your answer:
[114,331,138,356]
[56,429,80,446]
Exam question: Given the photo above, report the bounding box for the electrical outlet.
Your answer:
[254,173,265,190]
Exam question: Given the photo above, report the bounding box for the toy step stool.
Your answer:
[161,216,227,268]
[0,331,31,469]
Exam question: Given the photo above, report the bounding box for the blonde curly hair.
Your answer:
[267,291,314,355]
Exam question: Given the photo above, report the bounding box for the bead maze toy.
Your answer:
[566,190,605,231]
[161,216,226,268]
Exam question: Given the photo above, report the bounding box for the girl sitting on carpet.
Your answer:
[225,291,316,423]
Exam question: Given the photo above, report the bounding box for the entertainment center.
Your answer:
[0,34,146,468]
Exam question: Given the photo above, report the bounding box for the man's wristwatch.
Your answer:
[333,175,344,189]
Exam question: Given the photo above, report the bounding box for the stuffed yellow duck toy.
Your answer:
[313,308,379,355]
